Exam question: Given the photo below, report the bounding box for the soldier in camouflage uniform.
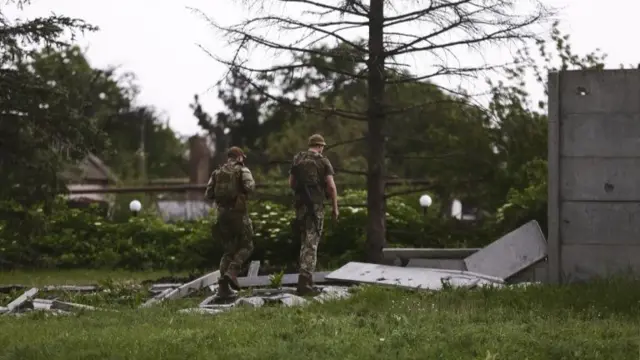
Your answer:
[289,134,339,295]
[204,147,255,299]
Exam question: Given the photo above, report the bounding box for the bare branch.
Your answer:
[280,0,369,17]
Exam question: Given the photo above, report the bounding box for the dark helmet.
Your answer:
[227,146,246,159]
[308,134,326,147]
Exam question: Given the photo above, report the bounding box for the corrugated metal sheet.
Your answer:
[156,200,212,222]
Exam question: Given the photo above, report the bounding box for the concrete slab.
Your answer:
[326,262,503,291]
[406,258,466,270]
[140,288,173,308]
[150,283,182,292]
[163,270,220,300]
[464,220,547,281]
[383,248,480,262]
[51,300,98,312]
[33,299,53,310]
[7,287,38,313]
[43,285,98,292]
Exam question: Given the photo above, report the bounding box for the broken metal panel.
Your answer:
[463,220,547,281]
[326,262,503,291]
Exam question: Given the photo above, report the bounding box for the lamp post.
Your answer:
[129,200,142,217]
[419,194,432,217]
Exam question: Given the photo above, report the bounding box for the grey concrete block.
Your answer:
[559,70,640,114]
[561,113,640,157]
[561,201,640,245]
[561,158,640,201]
[561,244,640,282]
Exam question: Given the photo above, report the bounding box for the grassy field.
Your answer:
[0,271,639,359]
[0,269,190,286]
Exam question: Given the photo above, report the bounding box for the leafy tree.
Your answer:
[29,45,187,181]
[0,0,106,204]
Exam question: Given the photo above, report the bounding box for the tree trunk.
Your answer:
[365,0,386,264]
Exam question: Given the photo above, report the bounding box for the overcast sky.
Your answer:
[7,0,640,136]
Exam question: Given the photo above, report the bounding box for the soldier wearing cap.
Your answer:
[204,146,255,300]
[288,134,339,295]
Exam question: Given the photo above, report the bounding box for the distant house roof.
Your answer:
[61,153,119,184]
[156,200,212,222]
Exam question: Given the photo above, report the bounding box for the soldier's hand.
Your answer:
[332,206,339,221]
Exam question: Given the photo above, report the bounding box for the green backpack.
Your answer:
[292,151,325,202]
[213,164,242,207]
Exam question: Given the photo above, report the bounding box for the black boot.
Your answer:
[296,272,320,296]
[224,267,241,291]
[215,276,236,301]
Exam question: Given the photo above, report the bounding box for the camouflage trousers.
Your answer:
[214,209,254,276]
[294,203,324,278]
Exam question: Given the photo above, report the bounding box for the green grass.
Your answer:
[1,273,640,359]
[0,269,189,286]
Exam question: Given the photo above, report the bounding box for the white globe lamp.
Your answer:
[129,200,142,216]
[419,194,432,216]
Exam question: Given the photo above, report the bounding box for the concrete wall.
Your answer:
[548,70,640,283]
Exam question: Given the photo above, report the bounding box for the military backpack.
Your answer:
[291,151,326,203]
[213,163,243,208]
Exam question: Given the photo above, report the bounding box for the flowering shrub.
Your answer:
[0,190,497,271]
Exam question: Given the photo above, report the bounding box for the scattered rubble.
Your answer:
[1,221,549,317]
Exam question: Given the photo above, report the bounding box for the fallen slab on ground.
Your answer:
[384,220,548,283]
[162,270,220,300]
[6,287,38,313]
[383,248,481,265]
[326,262,503,290]
[463,220,547,280]
[43,285,99,292]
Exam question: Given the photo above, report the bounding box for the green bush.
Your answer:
[0,190,499,272]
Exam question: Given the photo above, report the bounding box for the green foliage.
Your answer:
[0,190,499,272]
[0,3,105,205]
[28,45,188,181]
[496,158,548,235]
[269,270,285,288]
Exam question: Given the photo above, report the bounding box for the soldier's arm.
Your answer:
[241,167,255,194]
[204,171,216,201]
[322,158,338,209]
